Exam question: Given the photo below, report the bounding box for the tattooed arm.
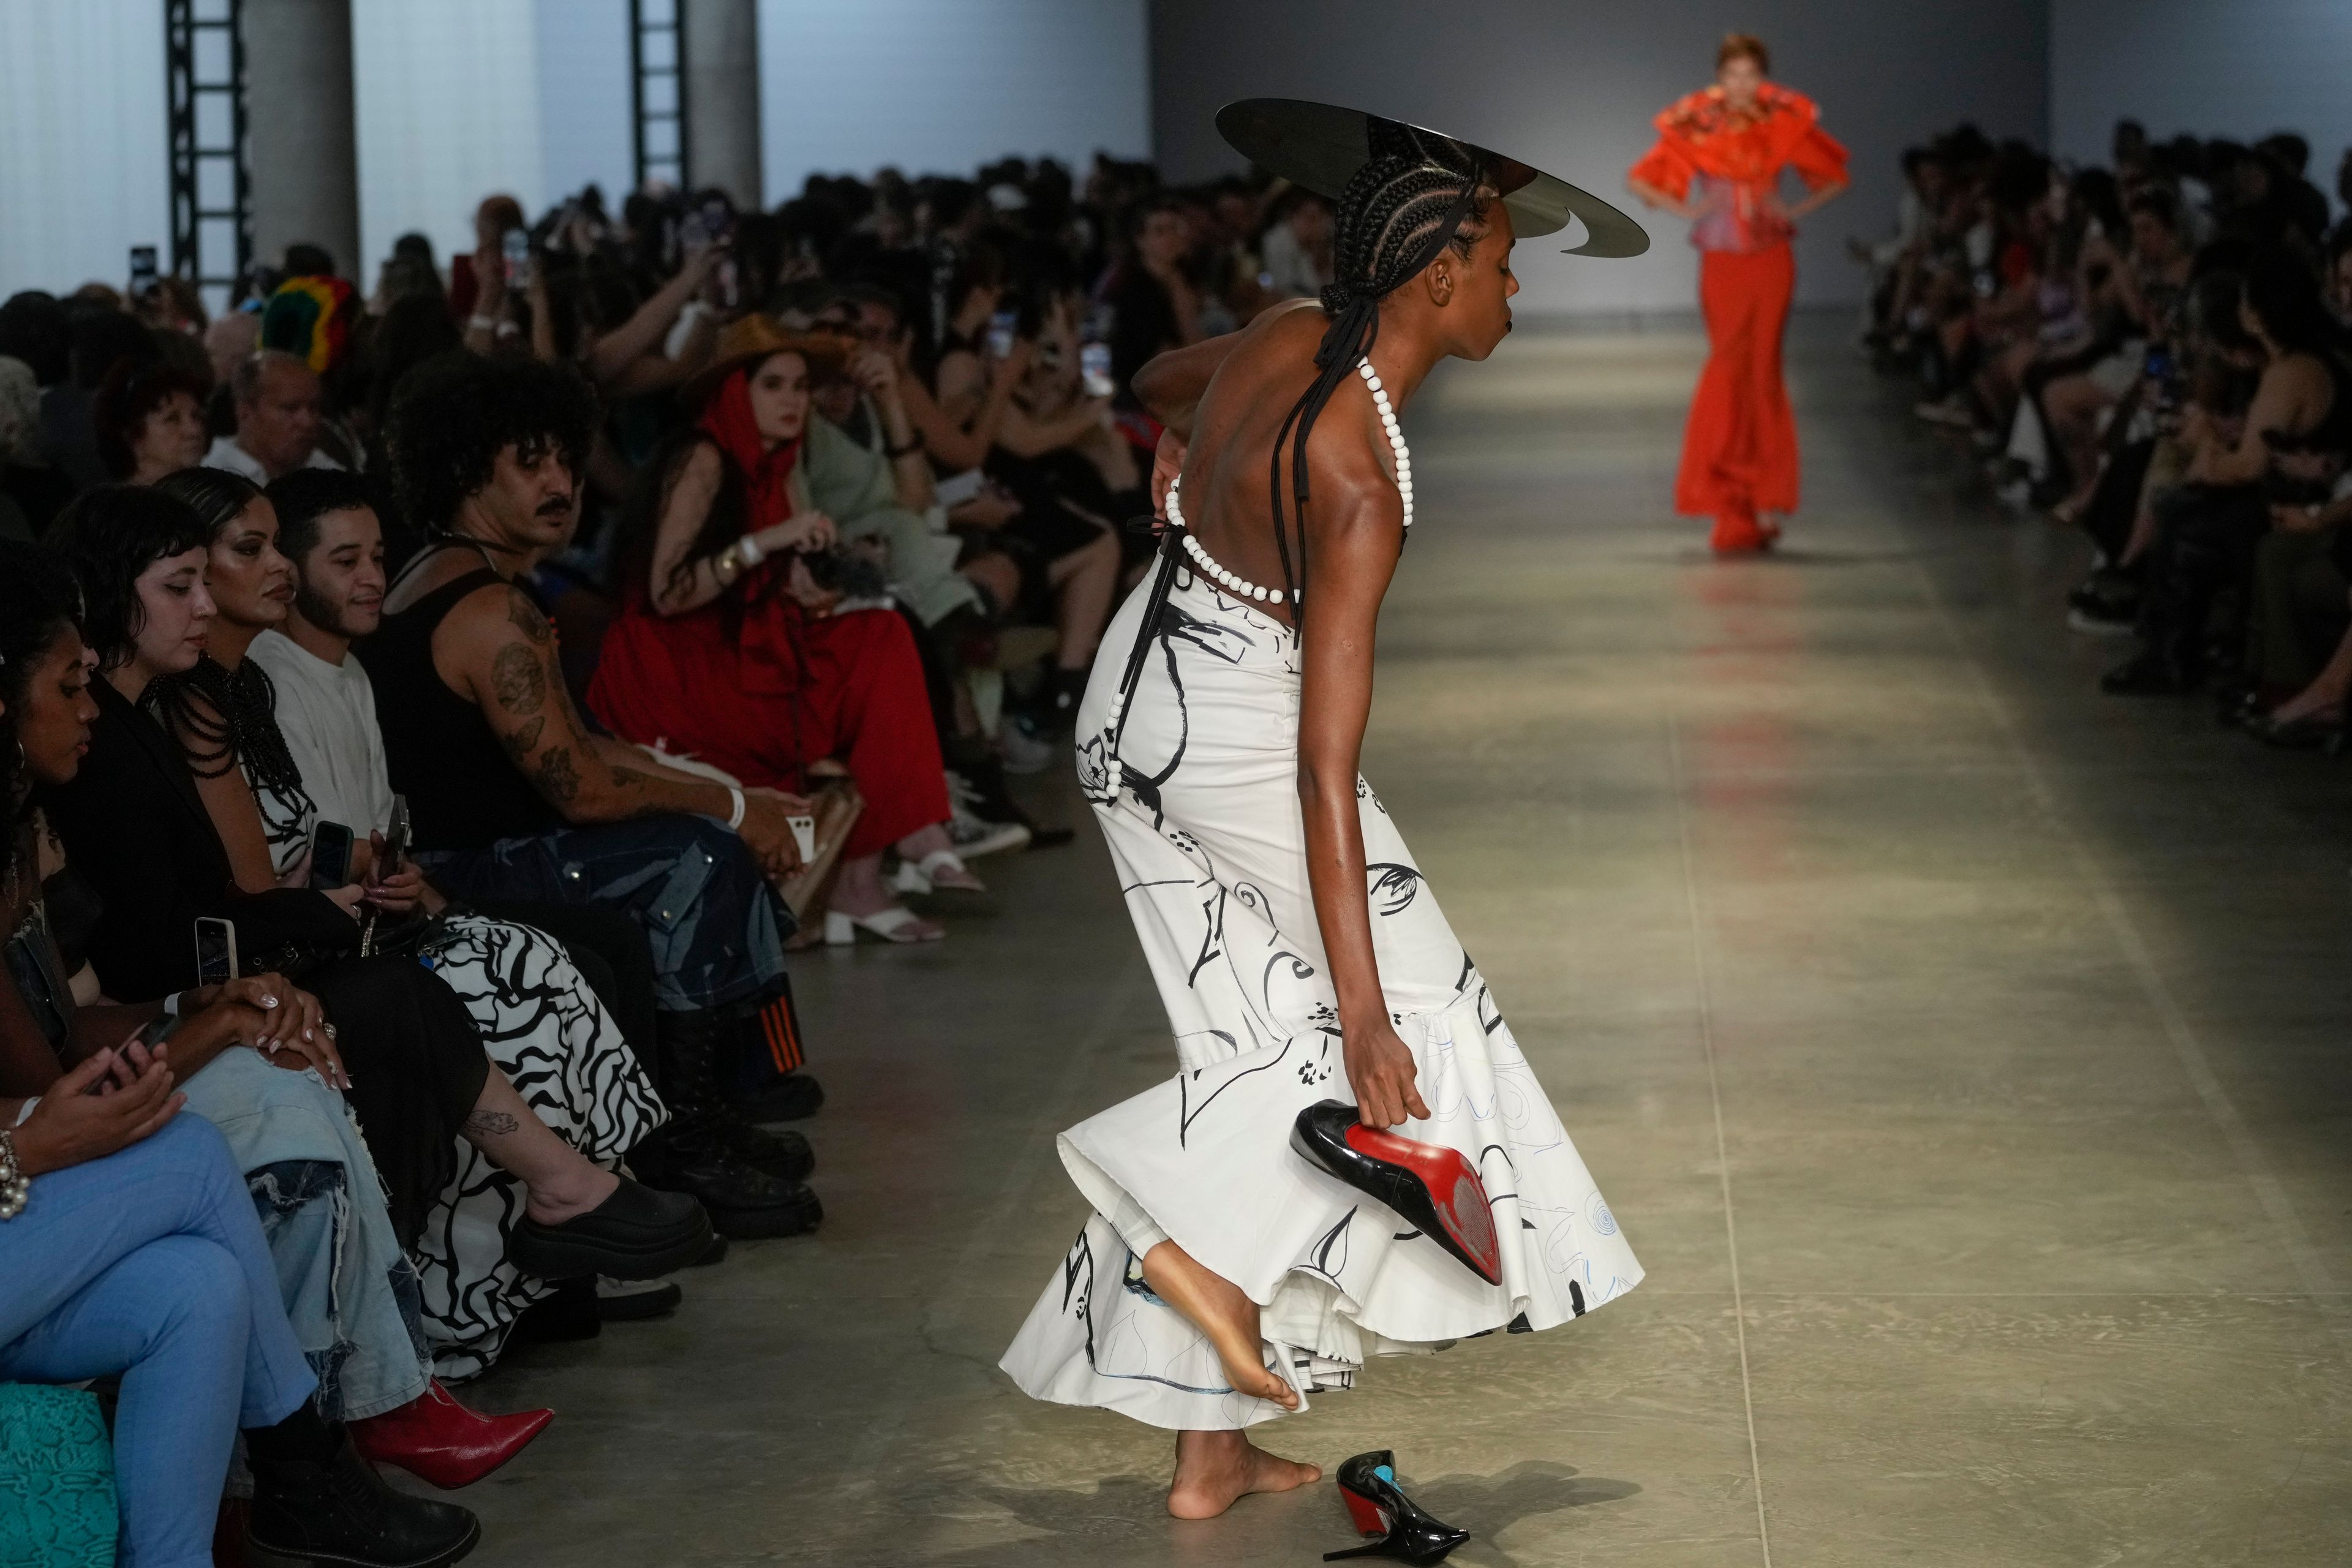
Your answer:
[434,582,804,877]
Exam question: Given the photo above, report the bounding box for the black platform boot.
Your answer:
[636,1011,822,1239]
[247,1417,480,1568]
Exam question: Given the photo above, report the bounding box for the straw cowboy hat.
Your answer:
[682,315,854,412]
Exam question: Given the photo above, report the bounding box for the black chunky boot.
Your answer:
[636,1010,823,1239]
[247,1425,480,1568]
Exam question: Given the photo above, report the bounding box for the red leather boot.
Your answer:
[349,1379,553,1489]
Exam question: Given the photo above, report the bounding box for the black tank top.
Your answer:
[357,567,562,853]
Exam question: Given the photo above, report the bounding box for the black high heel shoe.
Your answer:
[1291,1101,1502,1286]
[1325,1450,1471,1563]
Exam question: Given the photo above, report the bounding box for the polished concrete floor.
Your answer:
[458,318,2352,1565]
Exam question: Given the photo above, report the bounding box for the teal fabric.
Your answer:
[0,1383,116,1568]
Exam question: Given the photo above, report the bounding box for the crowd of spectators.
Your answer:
[1855,119,2352,744]
[0,151,1338,1564]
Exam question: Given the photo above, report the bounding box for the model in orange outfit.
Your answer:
[1629,32,1849,552]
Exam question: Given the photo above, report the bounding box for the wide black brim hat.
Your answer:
[1218,97,1649,258]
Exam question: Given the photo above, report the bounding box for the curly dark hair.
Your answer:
[0,539,83,819]
[385,351,597,534]
[94,357,211,478]
[50,484,211,673]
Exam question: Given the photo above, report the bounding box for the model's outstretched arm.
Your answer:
[1296,427,1431,1131]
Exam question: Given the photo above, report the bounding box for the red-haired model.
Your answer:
[1629,33,1849,552]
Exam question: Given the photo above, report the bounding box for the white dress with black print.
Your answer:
[249,768,666,1381]
[999,567,1642,1431]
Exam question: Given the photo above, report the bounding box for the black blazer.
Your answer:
[43,677,354,1001]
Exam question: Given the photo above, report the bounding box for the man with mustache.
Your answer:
[353,357,831,1235]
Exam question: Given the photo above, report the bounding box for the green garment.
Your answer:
[800,414,981,627]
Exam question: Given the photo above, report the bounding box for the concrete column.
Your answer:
[243,0,362,278]
[682,0,761,207]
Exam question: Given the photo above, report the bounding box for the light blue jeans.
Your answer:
[0,1114,315,1568]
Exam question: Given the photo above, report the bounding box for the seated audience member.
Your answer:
[43,486,716,1310]
[590,320,979,944]
[1106,198,1203,406]
[2104,249,2351,695]
[168,469,802,1364]
[205,350,341,483]
[1,548,482,1564]
[253,470,816,1254]
[1258,189,1335,301]
[361,352,832,1174]
[95,358,211,486]
[1,355,77,541]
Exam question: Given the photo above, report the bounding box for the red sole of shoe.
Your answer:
[1340,1123,1503,1284]
[1341,1486,1390,1536]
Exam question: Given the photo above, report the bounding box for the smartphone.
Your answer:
[129,245,159,294]
[380,796,411,876]
[310,821,355,889]
[715,255,742,310]
[1080,341,1114,399]
[502,227,531,289]
[195,916,238,986]
[933,468,986,508]
[987,309,1018,360]
[787,814,817,864]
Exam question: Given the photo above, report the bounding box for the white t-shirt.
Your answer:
[250,628,396,838]
[202,437,343,485]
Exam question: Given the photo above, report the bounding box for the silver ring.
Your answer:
[323,1023,338,1039]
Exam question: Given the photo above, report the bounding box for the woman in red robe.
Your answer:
[1629,32,1849,552]
[589,318,973,944]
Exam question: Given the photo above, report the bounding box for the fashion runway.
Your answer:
[461,316,2352,1565]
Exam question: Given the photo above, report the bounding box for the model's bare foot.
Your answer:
[1139,1240,1297,1410]
[1167,1429,1322,1520]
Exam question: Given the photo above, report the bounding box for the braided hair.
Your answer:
[1268,124,1489,629]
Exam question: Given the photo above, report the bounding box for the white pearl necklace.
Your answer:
[1162,358,1414,606]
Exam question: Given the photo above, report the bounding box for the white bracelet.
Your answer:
[467,313,498,333]
[161,991,182,1017]
[725,785,746,830]
[736,533,765,567]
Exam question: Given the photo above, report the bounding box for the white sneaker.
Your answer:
[949,812,1031,859]
[998,716,1056,775]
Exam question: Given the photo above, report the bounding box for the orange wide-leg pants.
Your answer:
[1675,243,1798,546]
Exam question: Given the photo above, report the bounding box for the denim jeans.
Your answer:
[0,1114,315,1568]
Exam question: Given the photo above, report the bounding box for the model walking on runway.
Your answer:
[1629,32,1849,553]
[1000,101,1648,1524]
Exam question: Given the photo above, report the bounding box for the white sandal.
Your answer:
[891,848,987,897]
[823,906,946,946]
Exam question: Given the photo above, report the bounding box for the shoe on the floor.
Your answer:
[998,714,1057,774]
[717,1120,814,1183]
[2066,603,2139,636]
[248,1430,480,1568]
[509,1276,600,1344]
[349,1381,552,1491]
[596,1275,683,1321]
[2100,650,2198,696]
[508,1178,713,1283]
[949,811,1031,859]
[734,1071,824,1125]
[636,1148,824,1239]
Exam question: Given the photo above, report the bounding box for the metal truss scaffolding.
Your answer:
[630,0,688,191]
[165,0,252,309]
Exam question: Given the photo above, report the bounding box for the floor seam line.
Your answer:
[1902,524,2342,1308]
[1668,711,1774,1568]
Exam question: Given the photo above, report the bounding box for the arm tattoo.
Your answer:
[532,745,584,806]
[462,1109,521,1137]
[500,716,546,758]
[507,592,553,644]
[489,642,548,717]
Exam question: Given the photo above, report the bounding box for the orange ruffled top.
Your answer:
[1628,83,1849,253]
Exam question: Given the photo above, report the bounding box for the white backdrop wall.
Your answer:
[1150,0,2049,317]
[350,0,546,282]
[756,0,1150,203]
[2051,0,2352,214]
[0,0,172,300]
[535,0,635,213]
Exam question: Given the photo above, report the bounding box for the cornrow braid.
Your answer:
[1264,132,1486,633]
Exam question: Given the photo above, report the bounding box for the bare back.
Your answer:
[1177,304,1404,629]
